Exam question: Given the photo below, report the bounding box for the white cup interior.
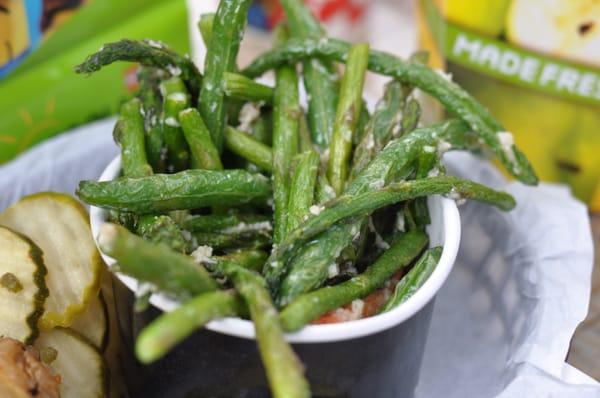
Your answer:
[90,156,460,343]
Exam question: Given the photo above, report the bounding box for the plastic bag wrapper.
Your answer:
[0,119,598,397]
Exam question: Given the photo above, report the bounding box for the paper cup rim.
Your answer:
[90,156,460,343]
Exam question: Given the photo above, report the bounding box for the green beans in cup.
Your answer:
[75,0,537,396]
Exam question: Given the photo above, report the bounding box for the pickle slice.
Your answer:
[0,193,102,329]
[70,292,108,350]
[35,327,107,398]
[0,227,48,344]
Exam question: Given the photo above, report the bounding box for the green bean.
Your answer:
[199,0,252,152]
[136,290,245,363]
[98,224,217,300]
[280,0,339,150]
[242,38,538,185]
[279,0,325,37]
[380,247,442,313]
[353,99,371,146]
[272,54,300,242]
[136,215,189,253]
[400,98,421,136]
[401,97,430,228]
[409,51,430,65]
[183,212,270,232]
[113,98,153,178]
[272,175,513,274]
[219,249,269,273]
[298,113,314,153]
[160,76,187,97]
[274,120,480,305]
[160,77,191,171]
[279,230,428,331]
[136,67,164,122]
[248,110,273,145]
[145,124,167,173]
[327,43,369,195]
[137,67,168,173]
[75,39,202,99]
[351,80,407,179]
[315,174,337,204]
[193,231,271,251]
[287,151,320,232]
[179,108,223,170]
[214,261,310,398]
[198,13,215,46]
[298,113,336,205]
[224,126,273,172]
[407,145,439,227]
[224,72,274,103]
[77,169,271,213]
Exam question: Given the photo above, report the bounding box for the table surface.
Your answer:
[568,214,600,380]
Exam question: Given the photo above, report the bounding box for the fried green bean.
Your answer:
[136,290,245,363]
[199,0,252,151]
[273,120,481,305]
[279,230,428,331]
[353,99,371,146]
[160,77,191,171]
[193,231,271,251]
[198,13,215,46]
[351,80,407,180]
[298,113,314,153]
[77,169,271,213]
[145,125,167,173]
[407,144,439,228]
[280,0,339,149]
[137,67,168,173]
[98,224,217,300]
[400,98,421,136]
[272,45,300,242]
[274,175,513,260]
[248,110,273,145]
[215,261,310,398]
[136,67,164,129]
[380,247,442,313]
[242,38,537,185]
[327,43,369,195]
[224,126,274,172]
[219,249,269,273]
[113,98,153,178]
[136,215,189,253]
[179,108,223,170]
[287,151,320,232]
[75,39,202,99]
[183,212,271,233]
[224,72,274,103]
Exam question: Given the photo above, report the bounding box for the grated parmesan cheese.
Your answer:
[309,205,324,215]
[168,92,187,102]
[437,140,452,155]
[395,210,405,232]
[165,117,180,127]
[237,102,261,132]
[221,221,272,234]
[191,245,214,265]
[434,68,453,82]
[327,263,339,278]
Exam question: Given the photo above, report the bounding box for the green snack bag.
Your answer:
[0,0,189,163]
[417,0,600,211]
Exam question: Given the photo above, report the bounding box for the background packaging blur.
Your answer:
[0,0,189,164]
[4,0,598,213]
[416,0,600,211]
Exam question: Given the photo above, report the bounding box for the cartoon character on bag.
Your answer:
[0,0,84,78]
